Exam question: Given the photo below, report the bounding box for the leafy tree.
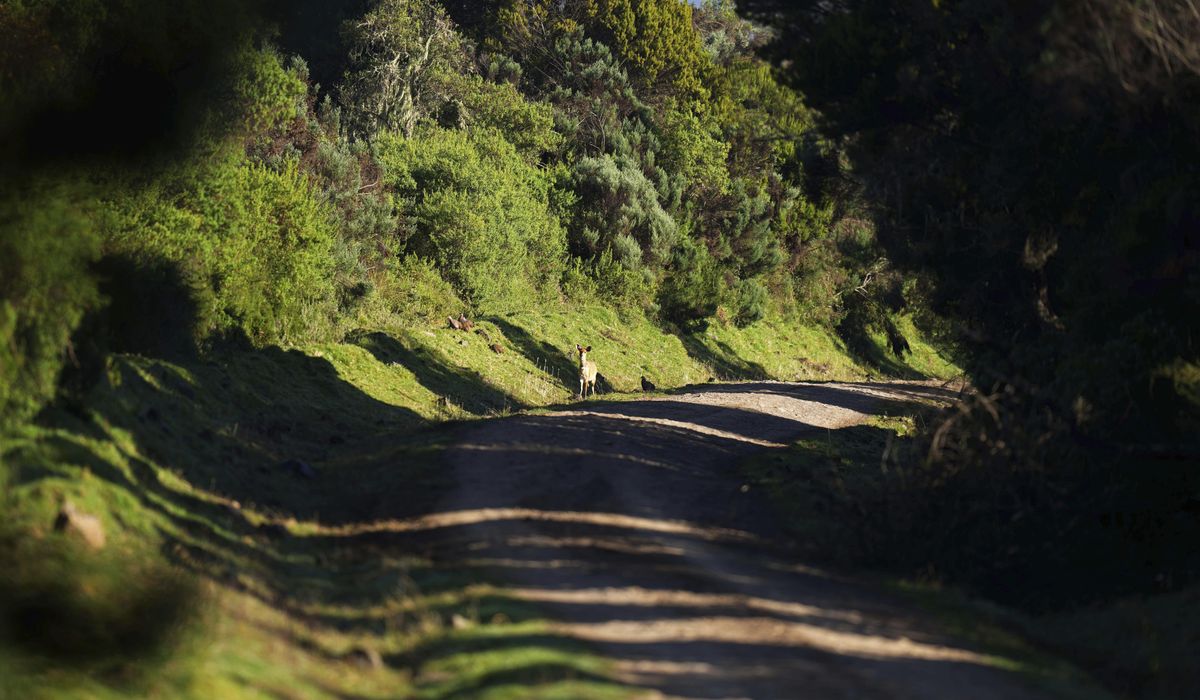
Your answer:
[376,126,566,311]
[711,57,812,181]
[657,235,721,329]
[582,0,709,103]
[692,0,770,67]
[102,152,341,346]
[338,0,469,137]
[232,45,307,137]
[705,177,782,278]
[655,99,731,199]
[433,71,561,160]
[540,32,650,157]
[731,276,770,327]
[569,153,678,270]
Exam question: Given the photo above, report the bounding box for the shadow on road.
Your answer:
[386,381,1048,699]
[21,366,1041,698]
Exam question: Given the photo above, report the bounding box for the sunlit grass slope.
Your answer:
[328,304,958,418]
[0,303,957,698]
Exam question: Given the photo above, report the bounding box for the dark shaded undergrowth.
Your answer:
[744,412,1200,700]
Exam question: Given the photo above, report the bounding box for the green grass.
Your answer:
[0,301,958,698]
[410,621,634,700]
[327,304,958,419]
[885,581,1112,699]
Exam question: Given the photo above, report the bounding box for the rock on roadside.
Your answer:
[55,500,106,550]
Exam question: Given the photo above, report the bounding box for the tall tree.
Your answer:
[338,0,469,137]
[583,0,710,104]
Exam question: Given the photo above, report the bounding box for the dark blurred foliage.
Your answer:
[0,524,198,677]
[266,0,372,92]
[744,0,1200,607]
[0,0,269,176]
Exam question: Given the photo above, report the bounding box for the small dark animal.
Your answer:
[447,316,463,330]
[885,324,911,357]
[640,376,656,392]
[458,313,475,331]
[489,343,504,354]
[475,328,492,342]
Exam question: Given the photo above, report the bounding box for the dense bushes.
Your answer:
[0,0,933,424]
[0,180,100,424]
[101,154,342,347]
[657,237,720,328]
[748,0,1200,606]
[569,154,678,270]
[377,126,566,311]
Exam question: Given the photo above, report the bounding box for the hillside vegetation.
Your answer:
[1,0,942,429]
[5,0,1196,697]
[0,2,963,694]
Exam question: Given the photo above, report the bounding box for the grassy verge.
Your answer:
[740,406,1200,700]
[0,302,956,698]
[1027,588,1200,700]
[330,304,959,418]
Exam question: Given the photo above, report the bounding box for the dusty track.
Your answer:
[435,381,1058,699]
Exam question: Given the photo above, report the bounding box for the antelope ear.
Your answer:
[576,344,582,351]
[585,346,592,352]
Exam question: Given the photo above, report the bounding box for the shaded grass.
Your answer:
[1027,587,1200,700]
[0,333,635,699]
[887,582,1111,700]
[408,622,633,700]
[0,353,444,697]
[740,412,1117,700]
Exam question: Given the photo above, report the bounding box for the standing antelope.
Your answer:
[576,344,597,398]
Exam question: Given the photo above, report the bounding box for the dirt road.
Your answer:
[435,381,1063,699]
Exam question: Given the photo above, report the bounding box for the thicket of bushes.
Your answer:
[745,0,1200,609]
[0,0,926,425]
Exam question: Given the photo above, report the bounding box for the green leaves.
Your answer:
[0,177,101,423]
[583,0,710,104]
[377,127,566,312]
[102,152,340,347]
[569,154,679,270]
[231,45,306,136]
[434,72,562,160]
[338,0,469,138]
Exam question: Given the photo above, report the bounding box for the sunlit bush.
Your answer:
[0,180,101,424]
[377,126,567,312]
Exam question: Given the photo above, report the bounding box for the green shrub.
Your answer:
[101,152,340,347]
[0,179,101,424]
[356,255,467,329]
[435,72,562,160]
[377,126,567,312]
[569,154,678,268]
[231,44,306,136]
[732,277,769,327]
[656,99,731,197]
[569,248,655,311]
[657,236,721,329]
